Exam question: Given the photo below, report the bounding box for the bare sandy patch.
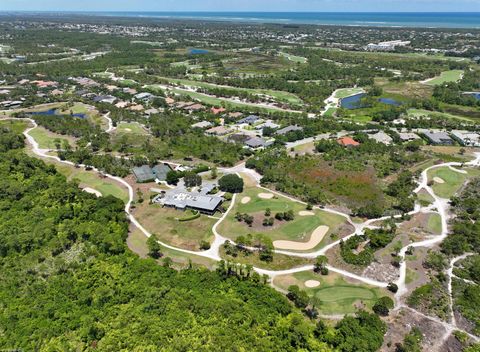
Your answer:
[241,196,251,204]
[433,177,445,184]
[305,280,320,288]
[299,211,315,216]
[258,192,274,199]
[124,128,132,132]
[273,225,329,251]
[83,187,102,197]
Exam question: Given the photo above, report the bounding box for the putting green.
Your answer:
[428,167,479,199]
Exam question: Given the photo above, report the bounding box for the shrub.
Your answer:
[218,174,244,193]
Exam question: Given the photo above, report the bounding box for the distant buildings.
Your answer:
[206,126,230,136]
[238,115,260,125]
[192,121,213,129]
[398,132,421,142]
[275,125,303,136]
[366,40,411,51]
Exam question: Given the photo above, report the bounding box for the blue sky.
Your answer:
[3,0,480,12]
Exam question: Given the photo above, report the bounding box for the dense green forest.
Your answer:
[0,126,386,351]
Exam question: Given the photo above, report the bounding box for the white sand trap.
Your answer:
[433,177,445,184]
[241,196,251,204]
[273,225,329,251]
[124,128,132,132]
[83,187,102,197]
[299,211,315,216]
[305,280,320,288]
[258,192,274,199]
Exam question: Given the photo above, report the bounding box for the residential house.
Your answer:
[337,137,360,147]
[238,115,260,125]
[423,131,454,145]
[275,125,303,136]
[192,121,213,129]
[451,130,480,147]
[206,126,230,136]
[369,131,393,145]
[154,191,223,215]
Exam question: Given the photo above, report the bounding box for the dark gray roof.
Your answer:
[238,115,260,124]
[245,137,267,148]
[423,131,453,144]
[275,125,303,135]
[133,165,155,183]
[152,164,172,181]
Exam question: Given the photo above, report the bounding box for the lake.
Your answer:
[378,97,402,106]
[340,93,366,109]
[29,109,86,118]
[189,48,210,55]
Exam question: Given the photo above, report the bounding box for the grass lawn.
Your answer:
[427,213,442,235]
[53,162,129,203]
[334,88,364,99]
[220,247,314,271]
[158,85,301,113]
[425,70,464,85]
[273,270,388,315]
[116,122,149,135]
[323,107,337,118]
[278,52,308,64]
[408,108,474,122]
[217,185,348,251]
[0,119,31,133]
[428,167,480,199]
[406,268,419,285]
[417,190,435,206]
[157,76,303,105]
[127,228,217,270]
[132,202,217,251]
[29,126,76,150]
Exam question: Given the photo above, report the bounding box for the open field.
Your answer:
[0,118,31,133]
[426,213,442,235]
[220,246,314,271]
[116,122,149,135]
[408,108,474,122]
[217,185,349,251]
[428,166,480,199]
[127,227,217,270]
[146,84,301,113]
[375,77,433,100]
[334,87,364,99]
[28,126,76,150]
[278,52,307,64]
[424,70,464,85]
[132,201,216,251]
[158,76,303,104]
[273,270,388,315]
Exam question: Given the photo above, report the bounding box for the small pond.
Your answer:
[29,109,86,118]
[378,97,402,106]
[189,48,210,55]
[340,93,366,109]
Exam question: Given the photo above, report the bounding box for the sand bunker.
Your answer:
[305,280,320,288]
[241,196,251,204]
[273,225,329,251]
[433,177,445,184]
[124,128,132,132]
[83,187,102,197]
[258,193,274,199]
[299,211,315,216]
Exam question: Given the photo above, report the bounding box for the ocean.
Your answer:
[82,12,480,29]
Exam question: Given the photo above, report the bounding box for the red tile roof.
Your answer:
[337,137,360,147]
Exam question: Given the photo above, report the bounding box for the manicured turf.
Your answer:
[274,270,388,315]
[278,52,307,64]
[127,228,217,270]
[334,88,364,99]
[116,122,148,135]
[146,84,301,113]
[323,107,337,118]
[157,76,303,104]
[427,213,442,234]
[217,186,347,249]
[133,202,216,251]
[29,126,75,150]
[428,167,478,199]
[0,119,31,133]
[425,70,464,85]
[408,108,474,122]
[53,163,130,203]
